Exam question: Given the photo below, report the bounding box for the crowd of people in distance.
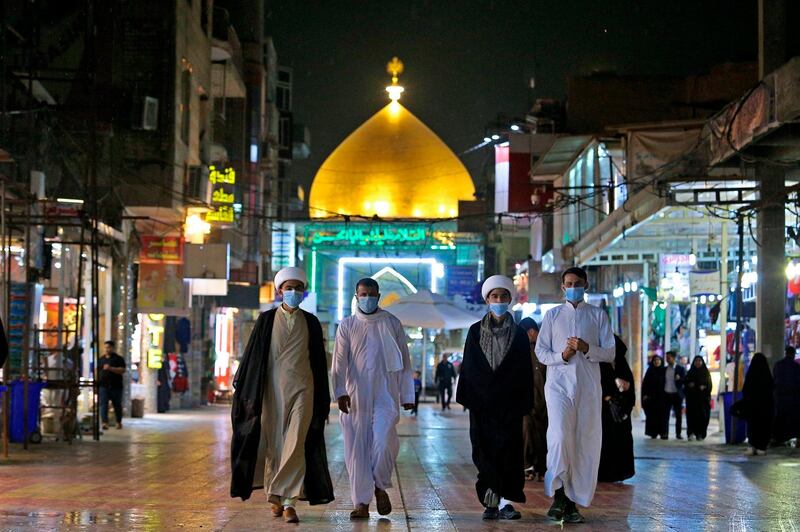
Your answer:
[642,345,800,455]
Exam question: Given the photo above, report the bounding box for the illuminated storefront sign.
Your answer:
[146,313,165,369]
[304,224,456,248]
[205,165,237,224]
[140,236,184,264]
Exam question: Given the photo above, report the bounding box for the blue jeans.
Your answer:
[99,387,123,425]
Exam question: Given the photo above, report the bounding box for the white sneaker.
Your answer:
[688,435,695,441]
[744,447,756,456]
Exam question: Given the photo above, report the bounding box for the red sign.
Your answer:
[140,236,184,264]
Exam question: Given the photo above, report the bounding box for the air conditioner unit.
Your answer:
[141,96,159,131]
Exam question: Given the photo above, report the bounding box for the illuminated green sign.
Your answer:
[307,226,426,246]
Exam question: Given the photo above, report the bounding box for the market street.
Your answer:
[1,404,798,531]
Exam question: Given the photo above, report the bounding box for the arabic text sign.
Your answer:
[140,236,184,264]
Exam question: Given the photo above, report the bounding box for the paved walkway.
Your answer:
[0,404,798,531]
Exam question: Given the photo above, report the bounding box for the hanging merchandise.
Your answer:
[652,304,666,337]
[170,352,189,393]
[789,277,800,296]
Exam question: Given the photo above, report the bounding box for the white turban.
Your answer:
[274,267,308,290]
[481,274,516,302]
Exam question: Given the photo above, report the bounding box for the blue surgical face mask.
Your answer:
[282,289,304,309]
[489,303,509,316]
[565,286,585,303]
[357,296,379,314]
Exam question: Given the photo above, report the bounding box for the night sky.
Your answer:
[267,1,757,191]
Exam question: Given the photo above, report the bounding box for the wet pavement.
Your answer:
[0,403,798,531]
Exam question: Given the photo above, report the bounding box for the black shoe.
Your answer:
[563,502,585,524]
[547,489,566,521]
[676,435,683,440]
[660,435,668,440]
[482,507,499,520]
[499,504,521,520]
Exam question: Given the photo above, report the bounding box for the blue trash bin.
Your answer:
[721,391,747,444]
[9,380,46,443]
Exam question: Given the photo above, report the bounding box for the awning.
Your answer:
[530,135,593,182]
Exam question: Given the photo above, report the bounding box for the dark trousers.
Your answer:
[412,391,420,415]
[100,386,123,425]
[663,392,683,437]
[439,384,452,410]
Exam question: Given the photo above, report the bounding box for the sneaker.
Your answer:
[660,435,668,440]
[374,487,392,515]
[482,507,499,520]
[755,449,767,456]
[547,489,566,521]
[676,435,683,440]
[688,435,695,441]
[744,447,757,456]
[563,502,585,524]
[498,504,521,520]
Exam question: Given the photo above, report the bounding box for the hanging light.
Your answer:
[624,281,631,293]
[689,250,697,266]
[699,295,707,304]
[631,281,639,292]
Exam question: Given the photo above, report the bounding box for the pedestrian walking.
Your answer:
[663,351,686,439]
[456,275,533,521]
[535,267,616,524]
[435,353,456,411]
[772,346,800,445]
[98,340,126,430]
[519,317,547,482]
[685,356,712,441]
[331,278,415,519]
[230,267,334,523]
[739,352,774,455]
[642,355,667,438]
[597,335,635,483]
[412,371,422,416]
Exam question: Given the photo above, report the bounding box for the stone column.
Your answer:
[755,164,785,367]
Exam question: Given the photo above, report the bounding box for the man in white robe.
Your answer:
[332,278,415,519]
[535,266,615,524]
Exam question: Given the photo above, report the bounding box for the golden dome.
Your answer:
[309,101,475,219]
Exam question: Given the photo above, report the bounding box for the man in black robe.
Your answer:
[456,275,533,521]
[772,346,800,445]
[230,268,334,509]
[597,336,635,482]
[519,317,547,482]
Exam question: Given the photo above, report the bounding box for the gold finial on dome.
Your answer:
[385,57,405,101]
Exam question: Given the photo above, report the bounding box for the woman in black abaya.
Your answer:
[685,356,712,441]
[598,335,635,482]
[642,355,667,439]
[741,352,774,455]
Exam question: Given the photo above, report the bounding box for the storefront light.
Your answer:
[700,295,707,304]
[689,252,697,266]
[786,260,798,280]
[623,282,631,293]
[631,281,638,292]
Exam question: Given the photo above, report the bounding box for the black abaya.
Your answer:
[456,319,534,505]
[598,336,635,482]
[685,357,712,440]
[642,357,667,438]
[772,355,800,443]
[741,353,774,451]
[522,347,547,475]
